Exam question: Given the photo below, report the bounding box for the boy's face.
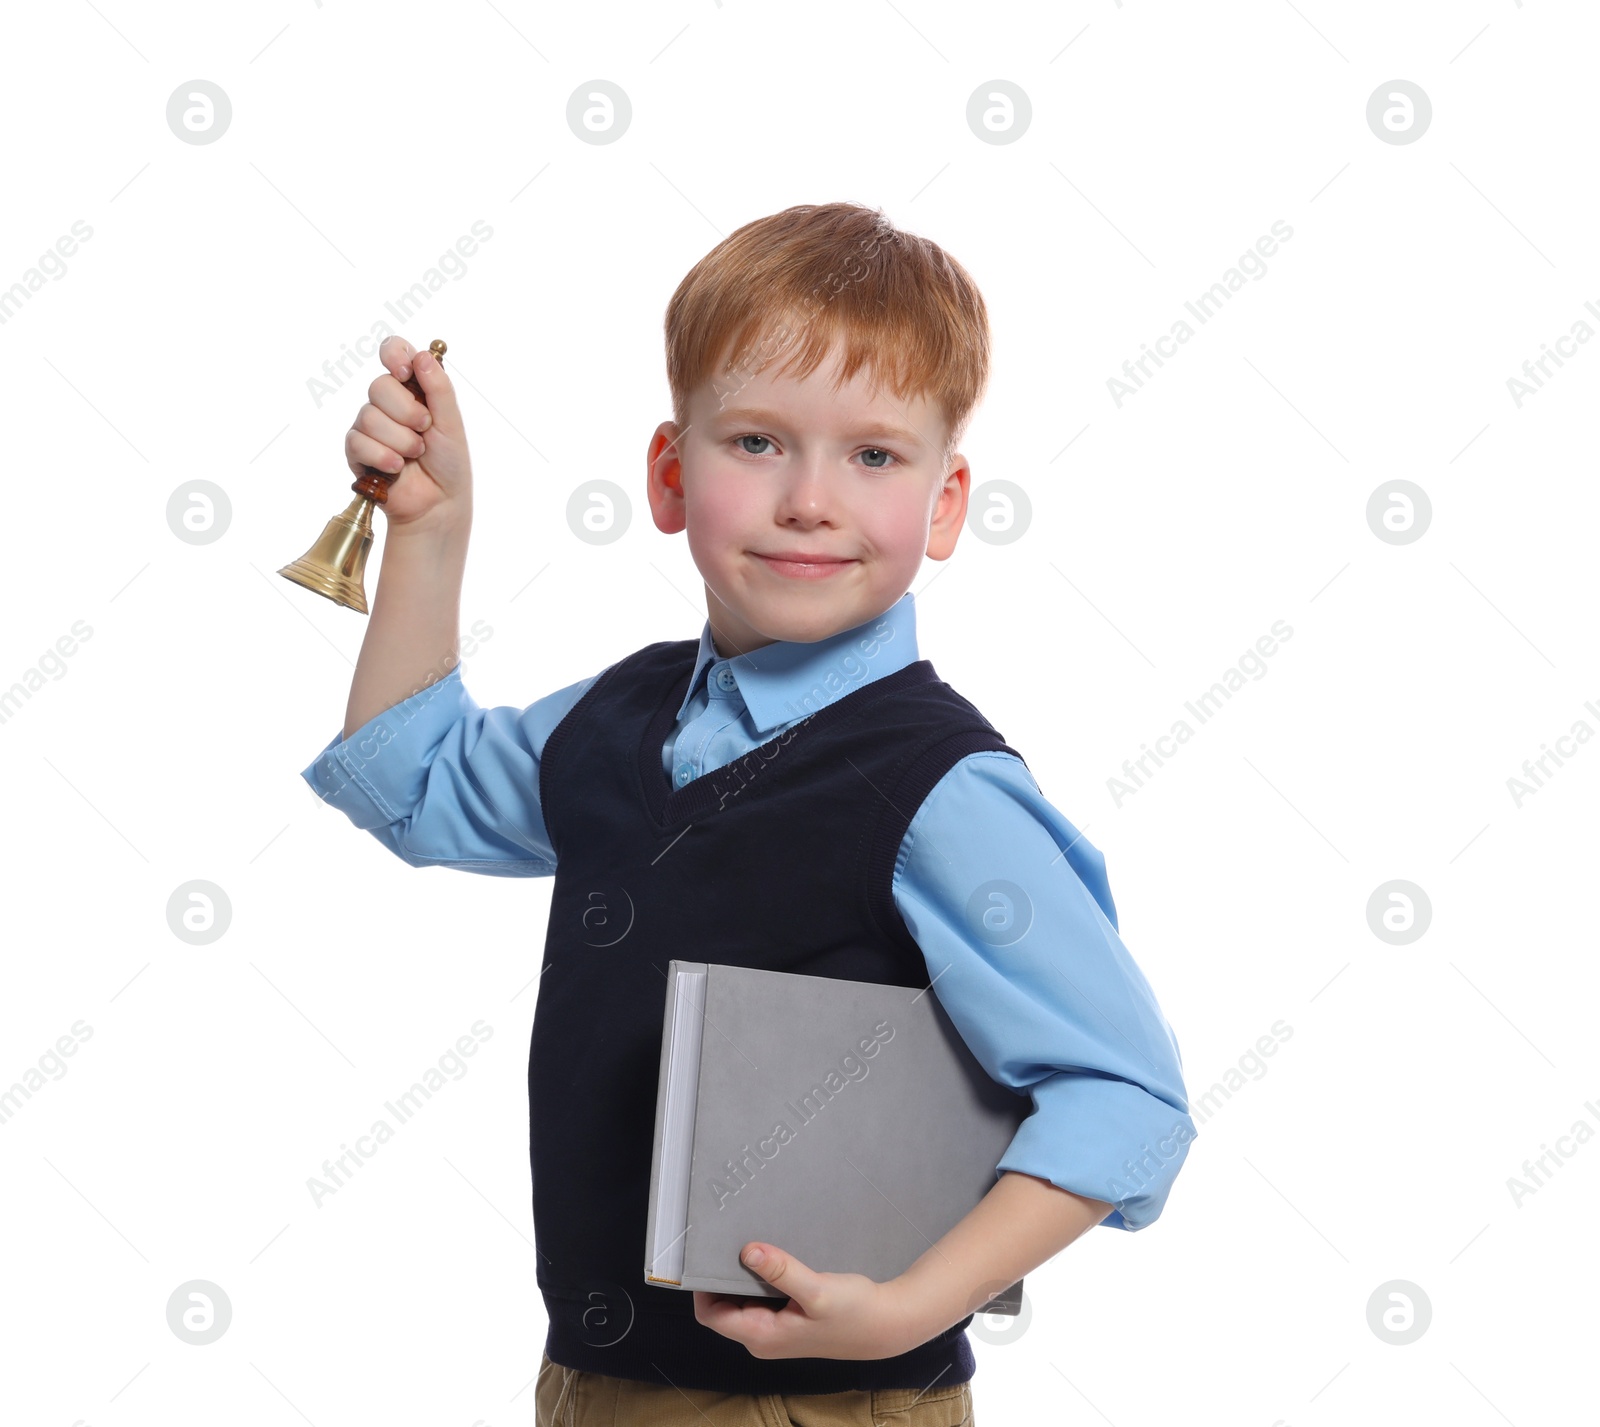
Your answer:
[647,339,969,657]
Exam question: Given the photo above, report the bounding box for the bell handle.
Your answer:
[351,338,447,505]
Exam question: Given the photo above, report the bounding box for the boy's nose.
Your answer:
[772,459,839,516]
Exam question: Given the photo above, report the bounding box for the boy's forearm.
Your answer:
[342,516,472,740]
[889,1170,1113,1343]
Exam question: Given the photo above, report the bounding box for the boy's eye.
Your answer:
[860,447,893,469]
[737,434,774,455]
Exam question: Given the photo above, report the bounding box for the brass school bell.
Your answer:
[278,338,448,614]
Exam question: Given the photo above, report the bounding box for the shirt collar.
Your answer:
[676,592,920,735]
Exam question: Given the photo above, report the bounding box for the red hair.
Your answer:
[664,202,989,464]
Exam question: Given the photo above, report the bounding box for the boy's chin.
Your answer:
[738,600,867,645]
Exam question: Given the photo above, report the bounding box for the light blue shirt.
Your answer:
[301,592,1195,1229]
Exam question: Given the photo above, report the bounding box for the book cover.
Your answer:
[645,959,1029,1315]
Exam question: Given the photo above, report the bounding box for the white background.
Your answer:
[2,1,1595,1424]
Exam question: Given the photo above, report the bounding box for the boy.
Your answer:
[302,202,1194,1426]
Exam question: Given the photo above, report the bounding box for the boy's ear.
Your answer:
[647,421,687,534]
[925,454,970,561]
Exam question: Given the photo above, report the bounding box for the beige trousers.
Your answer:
[534,1351,975,1426]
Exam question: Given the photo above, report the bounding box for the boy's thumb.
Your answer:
[740,1243,814,1305]
[411,345,463,435]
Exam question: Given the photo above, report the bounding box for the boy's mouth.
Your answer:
[751,551,857,580]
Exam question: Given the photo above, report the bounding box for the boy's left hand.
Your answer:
[692,1242,923,1360]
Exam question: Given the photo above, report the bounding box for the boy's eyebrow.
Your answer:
[712,405,926,450]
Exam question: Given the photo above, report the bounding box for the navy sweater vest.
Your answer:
[531,637,1025,1394]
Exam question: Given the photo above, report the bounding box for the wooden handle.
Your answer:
[352,339,448,504]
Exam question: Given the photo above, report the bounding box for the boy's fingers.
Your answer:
[346,426,407,478]
[410,346,462,435]
[379,334,416,382]
[367,372,431,432]
[353,399,426,461]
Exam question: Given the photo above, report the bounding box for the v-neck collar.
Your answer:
[638,655,938,827]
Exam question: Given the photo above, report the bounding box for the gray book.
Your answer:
[644,959,1029,1315]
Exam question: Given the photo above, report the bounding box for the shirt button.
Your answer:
[715,667,737,692]
[676,766,692,785]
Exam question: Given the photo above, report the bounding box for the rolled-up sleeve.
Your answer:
[299,664,598,875]
[891,750,1195,1230]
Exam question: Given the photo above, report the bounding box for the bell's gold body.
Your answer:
[279,338,447,614]
[279,495,379,613]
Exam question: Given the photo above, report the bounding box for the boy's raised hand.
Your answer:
[344,334,472,532]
